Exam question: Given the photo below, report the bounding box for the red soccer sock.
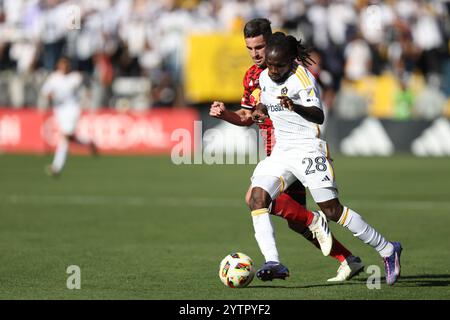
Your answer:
[272,193,353,263]
[304,234,352,263]
[329,236,353,263]
[271,193,315,226]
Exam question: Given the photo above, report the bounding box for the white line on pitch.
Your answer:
[0,194,242,208]
[0,194,449,210]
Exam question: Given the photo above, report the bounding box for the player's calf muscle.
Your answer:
[287,220,308,234]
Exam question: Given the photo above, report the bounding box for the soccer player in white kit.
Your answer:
[250,32,402,285]
[41,57,97,176]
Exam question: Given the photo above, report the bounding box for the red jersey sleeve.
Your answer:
[240,64,275,156]
[241,65,264,110]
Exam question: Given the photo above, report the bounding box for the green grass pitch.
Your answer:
[0,154,449,299]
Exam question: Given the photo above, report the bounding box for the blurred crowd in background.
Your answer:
[0,0,449,119]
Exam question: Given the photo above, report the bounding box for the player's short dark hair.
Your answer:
[243,18,272,41]
[266,31,314,67]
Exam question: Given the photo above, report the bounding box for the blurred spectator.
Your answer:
[343,25,372,81]
[0,0,447,118]
[39,0,68,71]
[393,76,414,120]
[91,52,114,108]
[411,1,445,77]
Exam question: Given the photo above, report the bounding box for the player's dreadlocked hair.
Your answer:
[266,32,315,67]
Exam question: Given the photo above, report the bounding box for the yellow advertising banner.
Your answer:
[184,33,252,103]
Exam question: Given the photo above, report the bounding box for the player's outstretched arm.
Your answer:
[278,96,324,125]
[292,104,324,125]
[209,101,254,126]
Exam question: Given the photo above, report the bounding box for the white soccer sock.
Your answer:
[338,206,394,258]
[251,208,279,263]
[52,139,69,173]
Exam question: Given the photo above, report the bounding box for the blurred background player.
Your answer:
[251,32,402,285]
[40,56,97,176]
[210,18,363,282]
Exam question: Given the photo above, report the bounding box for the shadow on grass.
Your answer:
[248,274,450,289]
[248,281,363,289]
[352,274,450,287]
[392,274,450,287]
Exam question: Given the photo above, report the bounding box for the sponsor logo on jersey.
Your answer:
[267,104,285,112]
[281,87,288,95]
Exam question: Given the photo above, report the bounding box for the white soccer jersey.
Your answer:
[253,64,338,201]
[259,64,323,149]
[41,71,83,135]
[41,71,83,108]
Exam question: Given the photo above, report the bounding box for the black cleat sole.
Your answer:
[347,266,365,281]
[256,271,289,282]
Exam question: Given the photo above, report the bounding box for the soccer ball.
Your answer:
[219,252,255,288]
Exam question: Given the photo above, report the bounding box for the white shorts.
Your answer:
[251,139,339,203]
[54,105,81,135]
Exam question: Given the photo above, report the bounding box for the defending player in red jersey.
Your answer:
[210,18,364,281]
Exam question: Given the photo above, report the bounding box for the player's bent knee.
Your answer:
[251,175,283,200]
[318,199,343,222]
[249,187,271,211]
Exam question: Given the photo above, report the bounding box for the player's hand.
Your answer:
[210,101,226,119]
[251,108,268,124]
[277,95,295,111]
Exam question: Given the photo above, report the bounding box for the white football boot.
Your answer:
[45,165,59,177]
[308,211,333,256]
[327,256,365,282]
